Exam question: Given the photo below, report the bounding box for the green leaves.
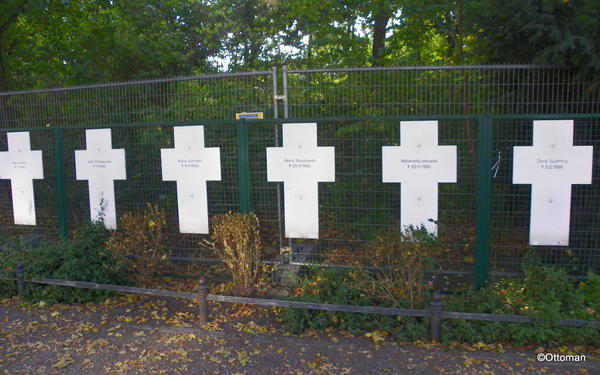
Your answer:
[3,221,131,305]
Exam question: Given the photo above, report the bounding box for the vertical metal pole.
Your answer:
[475,116,492,289]
[272,67,279,119]
[282,65,289,119]
[16,263,24,297]
[272,67,284,250]
[197,277,209,325]
[282,66,291,248]
[429,292,443,342]
[54,127,68,238]
[236,119,251,213]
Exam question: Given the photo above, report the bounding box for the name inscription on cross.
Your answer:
[0,132,44,225]
[266,123,335,239]
[75,129,126,230]
[161,126,221,234]
[382,121,457,234]
[513,120,593,246]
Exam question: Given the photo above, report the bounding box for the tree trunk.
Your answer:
[0,48,10,126]
[371,4,390,66]
[0,47,8,92]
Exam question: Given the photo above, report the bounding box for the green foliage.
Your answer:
[473,0,600,71]
[581,271,600,313]
[0,279,17,299]
[0,221,129,305]
[442,253,600,346]
[282,267,429,339]
[284,253,599,345]
[1,0,599,94]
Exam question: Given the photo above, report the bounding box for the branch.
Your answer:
[0,0,30,35]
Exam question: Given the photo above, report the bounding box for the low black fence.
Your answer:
[2,266,598,342]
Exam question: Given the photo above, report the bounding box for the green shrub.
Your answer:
[0,221,130,305]
[282,267,429,339]
[1,240,24,299]
[0,280,17,298]
[283,253,599,346]
[442,253,600,346]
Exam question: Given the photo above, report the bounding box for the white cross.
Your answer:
[161,126,221,234]
[75,129,126,229]
[382,121,457,234]
[267,123,335,239]
[513,120,593,246]
[0,132,44,225]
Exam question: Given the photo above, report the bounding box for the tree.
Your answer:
[0,0,35,91]
[473,0,600,71]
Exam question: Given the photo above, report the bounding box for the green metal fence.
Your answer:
[489,115,600,280]
[1,66,600,288]
[284,65,600,117]
[0,71,276,128]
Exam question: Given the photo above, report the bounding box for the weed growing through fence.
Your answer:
[107,203,170,287]
[203,212,263,297]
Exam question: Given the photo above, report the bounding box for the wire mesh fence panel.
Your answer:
[490,117,600,278]
[0,72,275,129]
[247,118,478,287]
[247,122,282,255]
[0,129,59,247]
[58,122,240,265]
[285,66,600,118]
[1,66,599,285]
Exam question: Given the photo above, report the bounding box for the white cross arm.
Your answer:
[75,129,126,181]
[161,148,221,182]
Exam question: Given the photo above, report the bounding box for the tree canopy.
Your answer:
[0,0,598,91]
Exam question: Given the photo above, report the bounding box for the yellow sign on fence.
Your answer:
[235,112,264,120]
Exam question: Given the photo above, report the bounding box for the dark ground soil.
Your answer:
[1,294,598,375]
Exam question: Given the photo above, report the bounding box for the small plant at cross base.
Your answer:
[361,224,444,309]
[204,212,263,297]
[106,203,170,287]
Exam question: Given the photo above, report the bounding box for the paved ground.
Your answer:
[1,294,598,374]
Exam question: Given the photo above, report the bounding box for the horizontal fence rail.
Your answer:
[1,274,598,342]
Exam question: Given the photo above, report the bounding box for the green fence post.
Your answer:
[236,119,251,213]
[475,116,492,289]
[53,127,68,238]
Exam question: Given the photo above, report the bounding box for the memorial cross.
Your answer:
[75,129,126,229]
[0,132,44,225]
[266,123,335,239]
[161,126,221,234]
[513,120,593,246]
[382,121,457,234]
